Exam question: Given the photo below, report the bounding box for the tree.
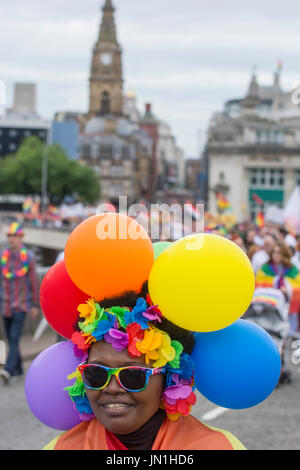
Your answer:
[0,136,100,205]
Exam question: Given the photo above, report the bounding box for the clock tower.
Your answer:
[89,0,123,117]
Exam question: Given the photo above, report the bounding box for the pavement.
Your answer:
[0,328,62,450]
[19,328,58,362]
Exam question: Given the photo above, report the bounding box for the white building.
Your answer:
[205,66,300,221]
[157,120,185,188]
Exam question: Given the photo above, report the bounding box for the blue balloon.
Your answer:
[191,319,281,409]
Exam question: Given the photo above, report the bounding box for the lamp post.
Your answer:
[41,122,51,216]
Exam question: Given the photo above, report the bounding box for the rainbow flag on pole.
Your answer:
[22,197,33,214]
[216,193,231,212]
[255,211,265,228]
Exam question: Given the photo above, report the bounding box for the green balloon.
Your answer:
[153,242,172,261]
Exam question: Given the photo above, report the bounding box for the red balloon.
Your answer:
[40,261,89,339]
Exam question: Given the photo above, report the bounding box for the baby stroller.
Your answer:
[243,287,291,385]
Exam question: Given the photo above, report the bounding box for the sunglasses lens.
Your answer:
[119,368,147,391]
[83,366,108,389]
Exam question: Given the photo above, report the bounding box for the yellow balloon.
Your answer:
[148,234,255,332]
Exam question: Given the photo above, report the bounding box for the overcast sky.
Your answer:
[1,0,300,157]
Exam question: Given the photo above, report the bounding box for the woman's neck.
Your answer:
[114,409,166,450]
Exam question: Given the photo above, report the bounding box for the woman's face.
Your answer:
[271,246,283,264]
[85,340,165,435]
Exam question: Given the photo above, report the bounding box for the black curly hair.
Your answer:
[74,281,195,355]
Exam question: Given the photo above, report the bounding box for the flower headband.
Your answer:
[65,295,196,422]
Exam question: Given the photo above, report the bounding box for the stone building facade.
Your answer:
[88,0,123,117]
[79,0,185,205]
[205,66,300,220]
[79,0,153,205]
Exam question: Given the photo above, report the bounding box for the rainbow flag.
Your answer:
[252,292,280,308]
[256,263,300,313]
[252,193,263,205]
[255,211,264,228]
[22,197,33,214]
[216,193,231,212]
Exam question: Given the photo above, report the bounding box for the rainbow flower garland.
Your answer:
[65,296,196,422]
[1,246,29,279]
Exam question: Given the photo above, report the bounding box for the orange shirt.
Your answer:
[44,415,246,450]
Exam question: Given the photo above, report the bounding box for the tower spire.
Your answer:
[241,67,260,116]
[89,0,123,116]
[274,61,282,90]
[247,68,259,98]
[98,0,118,44]
[103,0,114,10]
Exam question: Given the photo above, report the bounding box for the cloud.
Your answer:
[1,0,299,156]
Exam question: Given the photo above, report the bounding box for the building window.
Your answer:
[9,143,17,151]
[121,146,130,158]
[91,143,99,159]
[100,91,110,115]
[109,183,122,198]
[9,129,17,138]
[256,129,284,145]
[295,170,300,186]
[249,168,284,220]
[100,144,113,158]
[82,144,91,158]
[92,166,101,176]
[249,168,284,190]
[110,165,124,177]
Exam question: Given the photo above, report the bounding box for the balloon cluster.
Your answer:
[25,214,281,430]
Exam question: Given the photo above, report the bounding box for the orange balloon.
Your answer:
[64,213,154,300]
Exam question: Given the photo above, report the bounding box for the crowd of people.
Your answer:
[208,220,300,336]
[1,215,300,389]
[1,213,300,450]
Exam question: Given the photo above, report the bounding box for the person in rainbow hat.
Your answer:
[44,283,245,450]
[28,214,280,450]
[40,215,246,450]
[0,222,39,385]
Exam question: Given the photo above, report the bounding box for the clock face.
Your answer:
[100,53,113,66]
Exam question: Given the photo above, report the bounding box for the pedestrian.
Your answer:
[0,222,39,384]
[255,241,300,337]
[44,286,245,450]
[251,233,276,274]
[291,234,300,271]
[231,235,246,253]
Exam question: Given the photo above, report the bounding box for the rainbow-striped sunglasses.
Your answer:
[78,363,166,392]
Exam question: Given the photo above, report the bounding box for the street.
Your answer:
[0,339,299,450]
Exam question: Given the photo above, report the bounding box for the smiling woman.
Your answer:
[43,286,245,450]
